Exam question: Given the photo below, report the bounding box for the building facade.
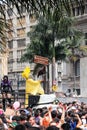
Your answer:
[0,4,8,82]
[5,3,37,97]
[5,1,87,97]
[61,1,87,96]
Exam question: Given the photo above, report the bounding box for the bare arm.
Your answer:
[57,105,66,128]
[75,114,82,127]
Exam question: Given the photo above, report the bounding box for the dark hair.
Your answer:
[24,122,32,129]
[61,123,71,130]
[49,118,59,126]
[15,124,26,130]
[7,103,12,108]
[3,75,8,81]
[12,116,21,122]
[51,110,57,119]
[53,118,59,123]
[20,115,26,121]
[34,110,39,117]
[57,112,62,119]
[27,127,40,130]
[46,126,59,130]
[12,116,20,125]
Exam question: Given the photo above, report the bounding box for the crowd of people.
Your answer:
[0,75,87,130]
[0,99,87,130]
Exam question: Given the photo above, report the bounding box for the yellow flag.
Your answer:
[22,67,30,79]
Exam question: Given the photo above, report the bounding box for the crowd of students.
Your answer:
[0,100,87,130]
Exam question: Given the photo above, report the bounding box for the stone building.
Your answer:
[5,3,37,98]
[5,1,87,97]
[61,1,87,96]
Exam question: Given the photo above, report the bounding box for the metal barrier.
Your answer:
[0,91,25,104]
[1,92,87,108]
[56,97,87,104]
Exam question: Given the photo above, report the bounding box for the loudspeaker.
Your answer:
[28,95,40,108]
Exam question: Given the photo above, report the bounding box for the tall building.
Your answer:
[5,1,87,97]
[61,1,87,96]
[5,3,36,97]
[0,4,8,81]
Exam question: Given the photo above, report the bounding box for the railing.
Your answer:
[0,91,25,104]
[0,93,87,109]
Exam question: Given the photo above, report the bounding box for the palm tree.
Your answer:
[21,14,83,93]
[0,3,12,53]
[4,0,85,16]
[0,0,84,93]
[21,15,73,67]
[0,0,85,47]
[0,4,7,52]
[0,0,85,53]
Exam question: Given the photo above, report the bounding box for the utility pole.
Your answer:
[17,75,19,100]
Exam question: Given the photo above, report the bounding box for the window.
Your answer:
[17,49,26,58]
[17,62,26,68]
[17,28,26,37]
[81,6,85,15]
[18,6,26,14]
[76,89,80,95]
[85,5,87,14]
[85,33,87,45]
[17,16,26,26]
[17,49,26,68]
[17,39,26,48]
[8,52,14,64]
[75,60,80,76]
[8,40,13,49]
[8,31,13,39]
[7,19,13,28]
[72,8,75,16]
[9,51,13,59]
[7,8,13,16]
[76,7,80,16]
[17,50,21,58]
[29,14,36,23]
[20,80,25,88]
[8,59,14,63]
[8,63,13,71]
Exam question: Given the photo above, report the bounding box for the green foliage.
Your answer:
[22,16,75,64]
[21,13,83,76]
[0,17,7,52]
[5,0,85,17]
[1,0,83,76]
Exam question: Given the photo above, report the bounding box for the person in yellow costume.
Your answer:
[22,67,44,106]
